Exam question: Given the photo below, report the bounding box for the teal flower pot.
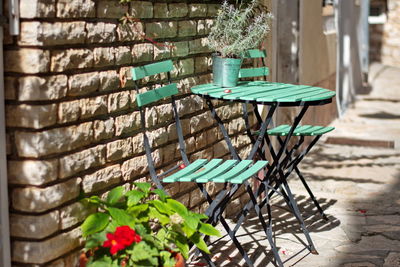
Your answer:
[212,56,242,87]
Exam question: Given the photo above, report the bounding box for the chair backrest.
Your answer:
[131,60,189,189]
[239,49,269,79]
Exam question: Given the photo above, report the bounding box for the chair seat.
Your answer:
[267,124,335,136]
[163,159,268,184]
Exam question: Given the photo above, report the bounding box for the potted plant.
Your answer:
[208,0,272,87]
[80,183,221,267]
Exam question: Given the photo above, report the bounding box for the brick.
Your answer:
[131,133,144,154]
[79,95,108,119]
[20,0,55,18]
[8,160,58,186]
[180,58,195,76]
[10,211,59,239]
[60,202,95,230]
[82,165,122,193]
[145,22,178,39]
[121,155,148,180]
[12,178,81,212]
[93,47,115,67]
[156,104,173,123]
[93,118,114,141]
[4,77,17,100]
[5,49,50,73]
[172,41,189,57]
[19,22,86,46]
[6,104,57,129]
[12,228,81,264]
[145,107,157,128]
[115,112,141,136]
[154,3,168,18]
[207,4,220,16]
[18,75,67,101]
[169,3,188,17]
[57,0,95,18]
[59,145,106,178]
[115,46,132,65]
[228,117,246,135]
[178,20,197,37]
[99,70,120,91]
[190,112,214,134]
[107,137,133,162]
[108,91,131,113]
[131,1,153,18]
[51,49,93,72]
[68,72,99,96]
[132,43,153,62]
[189,4,207,17]
[15,122,93,157]
[154,44,172,60]
[189,38,210,54]
[86,22,117,43]
[213,140,230,158]
[117,22,144,41]
[58,100,80,123]
[148,128,168,147]
[195,56,211,73]
[98,0,128,18]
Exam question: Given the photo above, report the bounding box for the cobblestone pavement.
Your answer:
[190,64,400,267]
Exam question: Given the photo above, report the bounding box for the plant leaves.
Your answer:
[126,190,146,206]
[151,199,170,215]
[199,222,221,237]
[86,255,112,267]
[106,186,124,204]
[191,212,209,221]
[189,232,211,254]
[166,199,188,216]
[149,207,170,225]
[85,231,107,249]
[182,214,198,230]
[134,182,152,193]
[174,232,190,259]
[152,188,168,201]
[160,251,176,267]
[107,207,134,227]
[81,213,110,237]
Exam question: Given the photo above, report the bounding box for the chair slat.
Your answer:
[131,60,174,80]
[239,67,269,79]
[267,125,291,135]
[163,159,208,183]
[311,126,335,135]
[136,83,178,107]
[211,160,253,183]
[177,159,223,182]
[293,125,313,135]
[241,49,267,59]
[229,161,269,184]
[195,160,238,183]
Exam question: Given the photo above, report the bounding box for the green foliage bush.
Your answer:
[81,183,220,267]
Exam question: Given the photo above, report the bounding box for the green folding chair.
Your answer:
[130,60,284,266]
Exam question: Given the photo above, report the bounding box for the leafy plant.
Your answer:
[208,0,273,58]
[80,183,221,267]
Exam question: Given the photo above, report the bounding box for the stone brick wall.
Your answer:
[3,1,253,265]
[370,0,400,67]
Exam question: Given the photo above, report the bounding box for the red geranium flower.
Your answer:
[103,233,126,255]
[102,226,141,255]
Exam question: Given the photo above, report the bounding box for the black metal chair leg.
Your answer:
[295,167,328,221]
[280,178,318,254]
[245,182,284,267]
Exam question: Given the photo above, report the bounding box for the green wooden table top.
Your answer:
[191,81,336,104]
